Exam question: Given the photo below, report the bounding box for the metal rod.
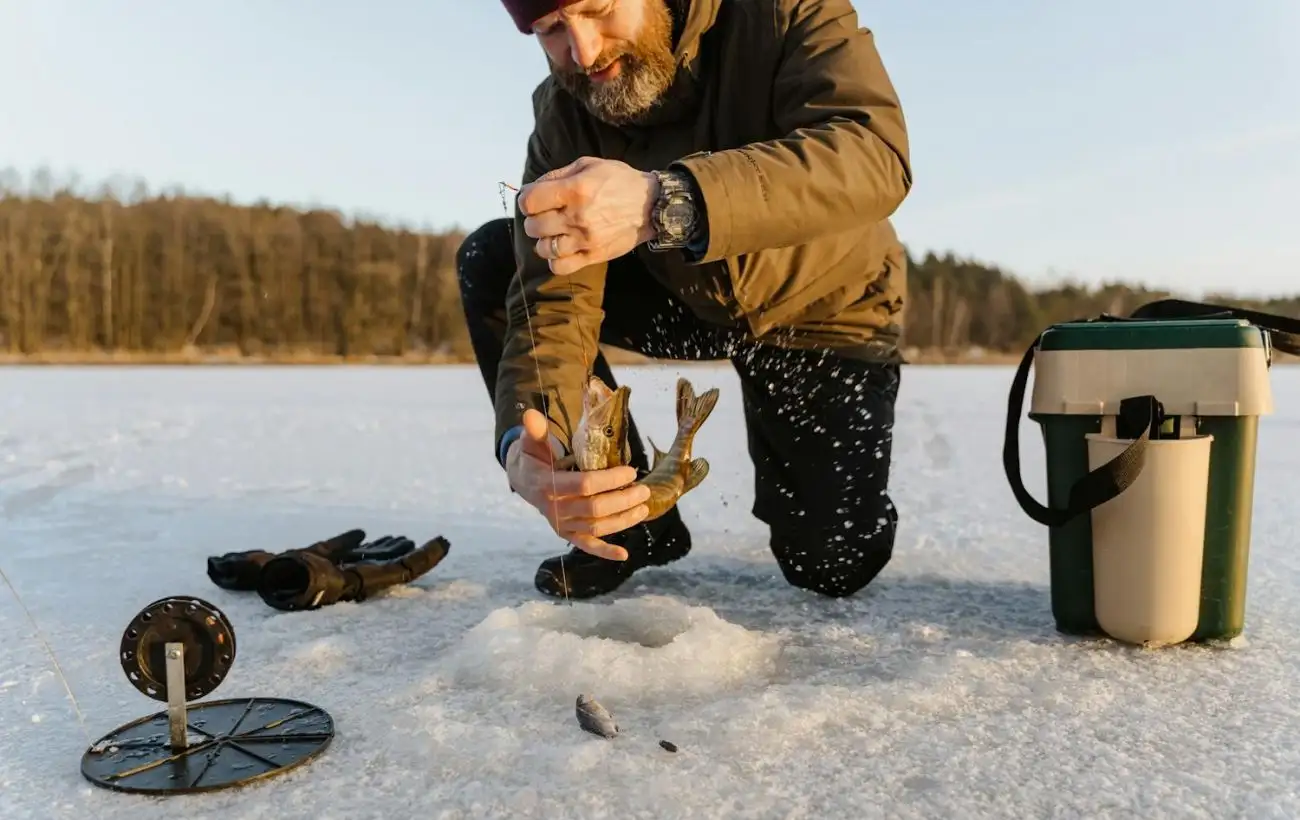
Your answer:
[165,642,188,751]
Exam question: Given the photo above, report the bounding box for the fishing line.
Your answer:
[498,181,595,606]
[0,561,92,745]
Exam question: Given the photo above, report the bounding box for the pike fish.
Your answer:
[559,373,719,521]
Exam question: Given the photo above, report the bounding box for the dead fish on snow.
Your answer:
[575,693,619,738]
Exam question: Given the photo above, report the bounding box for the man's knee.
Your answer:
[768,502,898,598]
[456,217,514,311]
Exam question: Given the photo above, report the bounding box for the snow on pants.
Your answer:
[456,218,901,598]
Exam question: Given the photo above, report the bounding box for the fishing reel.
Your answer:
[80,595,334,795]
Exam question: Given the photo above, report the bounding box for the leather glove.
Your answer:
[205,529,413,591]
[255,534,451,612]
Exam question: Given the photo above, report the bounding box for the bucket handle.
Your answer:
[1002,329,1160,527]
[1129,298,1300,357]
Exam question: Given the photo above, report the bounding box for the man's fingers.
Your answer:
[589,503,650,538]
[522,210,569,241]
[559,504,650,540]
[561,482,651,520]
[518,177,574,216]
[569,534,629,562]
[521,408,550,439]
[535,233,587,261]
[518,409,555,463]
[549,251,595,276]
[548,465,639,496]
[517,156,600,214]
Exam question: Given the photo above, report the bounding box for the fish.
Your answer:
[558,373,719,521]
[638,376,719,521]
[575,693,619,738]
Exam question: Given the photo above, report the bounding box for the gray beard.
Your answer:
[571,56,676,126]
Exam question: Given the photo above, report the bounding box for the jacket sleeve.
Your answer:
[493,120,608,458]
[671,0,911,263]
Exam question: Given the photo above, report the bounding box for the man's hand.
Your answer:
[518,157,659,276]
[505,408,651,561]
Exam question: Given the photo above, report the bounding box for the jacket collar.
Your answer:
[625,0,720,128]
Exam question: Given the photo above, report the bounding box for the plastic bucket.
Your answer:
[1084,433,1214,647]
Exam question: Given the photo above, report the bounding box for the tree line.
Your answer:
[1,170,1295,361]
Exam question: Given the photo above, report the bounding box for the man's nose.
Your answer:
[566,20,604,69]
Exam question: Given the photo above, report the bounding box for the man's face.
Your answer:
[533,0,676,126]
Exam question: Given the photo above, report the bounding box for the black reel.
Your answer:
[119,595,236,701]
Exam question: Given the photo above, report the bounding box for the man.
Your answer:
[457,0,912,600]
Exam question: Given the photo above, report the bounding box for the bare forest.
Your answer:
[2,171,1296,364]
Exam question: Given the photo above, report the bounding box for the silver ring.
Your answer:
[550,235,560,257]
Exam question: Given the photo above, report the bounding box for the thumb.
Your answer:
[518,408,556,463]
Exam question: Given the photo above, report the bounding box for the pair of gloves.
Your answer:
[206,529,450,612]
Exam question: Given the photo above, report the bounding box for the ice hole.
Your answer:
[533,597,694,648]
[434,595,781,702]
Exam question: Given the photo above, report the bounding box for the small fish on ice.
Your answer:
[575,694,618,738]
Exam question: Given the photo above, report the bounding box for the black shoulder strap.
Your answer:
[1003,299,1297,528]
[1002,327,1160,527]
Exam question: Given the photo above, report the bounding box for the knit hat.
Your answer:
[502,0,582,33]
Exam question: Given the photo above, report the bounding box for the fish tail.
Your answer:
[675,378,719,436]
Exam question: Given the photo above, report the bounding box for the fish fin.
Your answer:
[676,378,720,435]
[554,454,576,470]
[683,458,709,493]
[647,437,668,470]
[674,377,694,424]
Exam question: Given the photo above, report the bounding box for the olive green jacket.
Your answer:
[496,0,912,455]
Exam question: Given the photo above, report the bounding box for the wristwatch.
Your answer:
[647,169,699,251]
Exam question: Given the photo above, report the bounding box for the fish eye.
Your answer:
[603,425,614,437]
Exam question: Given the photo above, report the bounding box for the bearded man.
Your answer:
[457,0,913,600]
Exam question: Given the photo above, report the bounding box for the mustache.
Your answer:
[562,48,631,77]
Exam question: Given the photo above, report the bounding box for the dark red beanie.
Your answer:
[502,0,582,33]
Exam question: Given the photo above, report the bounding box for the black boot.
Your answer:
[534,504,692,599]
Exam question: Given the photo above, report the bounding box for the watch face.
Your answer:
[663,198,695,237]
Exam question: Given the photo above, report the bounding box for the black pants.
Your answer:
[456,218,901,597]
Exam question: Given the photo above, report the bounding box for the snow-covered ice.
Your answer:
[1,363,1298,819]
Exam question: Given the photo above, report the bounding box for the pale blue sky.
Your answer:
[2,0,1296,296]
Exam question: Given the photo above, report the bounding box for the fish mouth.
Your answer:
[588,384,629,429]
[584,373,615,409]
[584,375,629,424]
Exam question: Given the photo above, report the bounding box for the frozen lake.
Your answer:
[2,363,1298,819]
